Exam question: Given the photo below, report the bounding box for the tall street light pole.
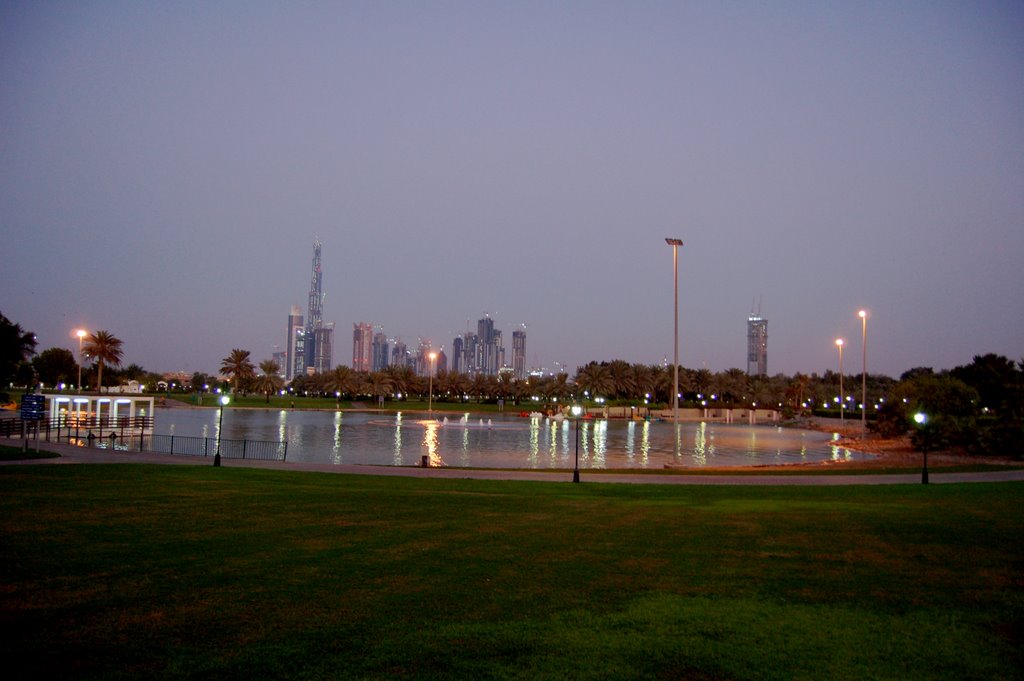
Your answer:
[214,394,230,467]
[428,351,437,413]
[665,238,683,430]
[835,338,845,425]
[75,329,87,391]
[858,310,868,434]
[571,404,582,483]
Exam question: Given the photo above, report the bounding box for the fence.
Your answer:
[0,416,287,462]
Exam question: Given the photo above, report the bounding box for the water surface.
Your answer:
[155,408,870,469]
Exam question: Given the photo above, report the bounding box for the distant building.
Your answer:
[747,314,768,376]
[371,331,390,372]
[352,322,373,372]
[271,351,288,378]
[311,324,334,374]
[303,239,333,373]
[286,305,304,381]
[391,340,409,369]
[512,326,527,380]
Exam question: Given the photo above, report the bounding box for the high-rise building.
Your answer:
[286,305,304,381]
[371,332,390,372]
[476,315,502,376]
[391,340,409,369]
[512,326,527,380]
[312,323,334,374]
[272,350,288,378]
[451,335,465,374]
[303,240,333,373]
[747,314,768,377]
[352,322,373,372]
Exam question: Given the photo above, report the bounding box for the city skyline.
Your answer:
[2,3,1022,379]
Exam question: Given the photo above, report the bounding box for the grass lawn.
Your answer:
[1,465,1021,680]
[0,443,60,460]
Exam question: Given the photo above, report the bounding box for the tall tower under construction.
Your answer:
[304,239,333,373]
[747,308,768,377]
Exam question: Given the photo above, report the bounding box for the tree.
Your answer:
[322,366,357,399]
[0,312,37,401]
[574,362,613,400]
[252,360,285,403]
[220,349,255,394]
[83,330,124,392]
[365,372,395,406]
[951,354,1019,414]
[32,347,78,387]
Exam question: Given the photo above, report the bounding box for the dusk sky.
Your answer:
[3,1,1022,380]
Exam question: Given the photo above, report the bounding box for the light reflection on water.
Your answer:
[153,408,870,469]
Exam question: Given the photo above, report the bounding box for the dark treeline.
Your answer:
[3,311,1020,457]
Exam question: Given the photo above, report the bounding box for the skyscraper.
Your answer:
[304,240,333,373]
[476,315,502,376]
[286,305,304,381]
[391,340,409,369]
[747,313,768,376]
[512,326,527,380]
[371,331,390,372]
[352,322,373,372]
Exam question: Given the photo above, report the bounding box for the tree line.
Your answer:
[2,312,1020,457]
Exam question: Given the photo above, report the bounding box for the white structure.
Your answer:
[46,393,154,431]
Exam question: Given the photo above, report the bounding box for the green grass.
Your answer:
[0,443,60,460]
[1,465,1021,680]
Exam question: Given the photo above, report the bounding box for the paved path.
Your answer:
[4,440,1024,485]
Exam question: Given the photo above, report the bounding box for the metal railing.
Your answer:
[0,416,287,462]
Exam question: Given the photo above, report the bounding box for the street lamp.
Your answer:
[858,310,868,434]
[571,404,583,483]
[75,329,87,391]
[665,238,683,430]
[427,352,437,413]
[214,394,230,467]
[835,338,845,425]
[914,412,929,484]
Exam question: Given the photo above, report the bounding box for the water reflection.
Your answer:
[692,421,707,466]
[393,412,403,465]
[422,420,442,467]
[156,409,874,469]
[331,411,343,464]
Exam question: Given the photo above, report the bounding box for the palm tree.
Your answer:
[384,365,416,399]
[365,372,395,407]
[253,360,285,403]
[322,366,356,399]
[83,330,124,392]
[608,360,636,399]
[575,362,614,400]
[220,349,255,394]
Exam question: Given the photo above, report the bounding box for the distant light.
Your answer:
[914,412,927,425]
[571,405,583,416]
[858,310,867,319]
[220,395,230,406]
[835,338,844,347]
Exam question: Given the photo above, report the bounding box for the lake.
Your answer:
[154,407,871,469]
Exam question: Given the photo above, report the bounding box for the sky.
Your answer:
[2,1,1022,380]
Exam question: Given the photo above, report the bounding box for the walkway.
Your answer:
[4,440,1024,485]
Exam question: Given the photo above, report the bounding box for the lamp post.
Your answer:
[914,412,929,484]
[835,338,845,425]
[427,351,437,413]
[858,310,868,434]
[571,404,583,483]
[665,238,683,430]
[214,394,230,467]
[75,329,87,391]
